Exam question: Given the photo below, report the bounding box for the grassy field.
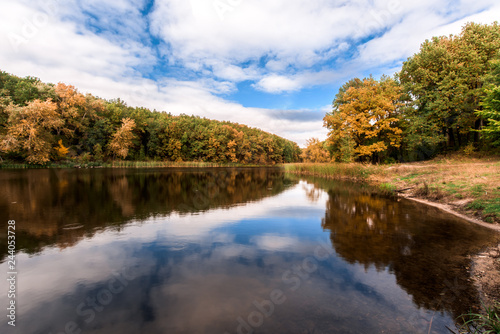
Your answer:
[285,156,500,224]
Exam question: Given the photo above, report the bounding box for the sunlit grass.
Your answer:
[284,163,372,180]
[285,156,500,222]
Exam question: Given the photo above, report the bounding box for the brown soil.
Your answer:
[471,246,500,308]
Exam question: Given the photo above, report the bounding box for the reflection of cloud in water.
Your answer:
[251,234,300,251]
[2,174,492,333]
[0,168,294,259]
[1,181,322,330]
[120,182,327,243]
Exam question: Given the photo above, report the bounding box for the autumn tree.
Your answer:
[0,71,302,165]
[301,138,330,162]
[107,118,136,159]
[324,76,403,163]
[54,83,102,139]
[54,139,69,159]
[0,99,63,164]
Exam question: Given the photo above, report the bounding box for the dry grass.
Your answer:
[371,156,500,223]
[284,162,373,181]
[286,156,500,223]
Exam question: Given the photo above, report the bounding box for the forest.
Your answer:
[302,22,500,163]
[0,73,301,165]
[2,22,500,166]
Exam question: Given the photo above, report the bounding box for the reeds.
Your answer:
[0,160,273,169]
[455,303,500,334]
[284,163,372,181]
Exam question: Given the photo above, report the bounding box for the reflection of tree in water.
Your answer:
[302,182,323,203]
[0,168,294,259]
[308,177,498,320]
[323,191,405,270]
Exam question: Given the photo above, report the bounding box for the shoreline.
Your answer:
[399,194,500,309]
[286,164,500,309]
[0,161,279,169]
[400,195,500,232]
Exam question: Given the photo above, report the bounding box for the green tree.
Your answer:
[399,22,500,154]
[477,57,500,146]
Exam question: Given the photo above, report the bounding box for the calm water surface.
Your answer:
[0,168,498,334]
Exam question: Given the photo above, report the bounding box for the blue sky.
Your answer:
[1,0,499,146]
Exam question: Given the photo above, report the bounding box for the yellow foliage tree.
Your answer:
[324,76,403,162]
[55,139,69,159]
[301,138,330,163]
[0,99,63,164]
[107,118,136,159]
[54,83,97,136]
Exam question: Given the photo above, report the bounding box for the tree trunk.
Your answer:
[448,127,456,148]
[474,118,483,144]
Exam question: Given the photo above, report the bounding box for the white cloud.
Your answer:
[1,0,500,145]
[0,1,152,80]
[149,0,500,92]
[356,1,500,71]
[254,74,302,93]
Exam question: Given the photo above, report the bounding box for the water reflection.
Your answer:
[313,176,498,320]
[0,168,291,260]
[0,170,498,334]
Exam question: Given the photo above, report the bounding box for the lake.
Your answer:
[0,168,498,334]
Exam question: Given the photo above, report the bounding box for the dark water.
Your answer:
[0,168,498,334]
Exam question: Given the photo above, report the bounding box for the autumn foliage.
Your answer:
[0,73,301,165]
[1,99,63,164]
[107,118,136,159]
[320,22,500,163]
[324,76,403,163]
[300,138,330,163]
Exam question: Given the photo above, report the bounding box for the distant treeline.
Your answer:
[302,22,500,163]
[0,73,301,165]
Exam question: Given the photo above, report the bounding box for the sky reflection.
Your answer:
[0,170,497,334]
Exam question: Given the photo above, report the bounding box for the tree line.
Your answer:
[302,22,500,163]
[0,73,301,165]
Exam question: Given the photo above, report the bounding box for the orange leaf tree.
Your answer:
[0,99,63,164]
[324,76,403,163]
[107,118,136,159]
[301,138,330,163]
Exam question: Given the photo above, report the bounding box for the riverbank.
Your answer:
[285,156,500,225]
[285,156,500,310]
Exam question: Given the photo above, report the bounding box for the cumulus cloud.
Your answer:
[1,0,499,145]
[150,0,500,89]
